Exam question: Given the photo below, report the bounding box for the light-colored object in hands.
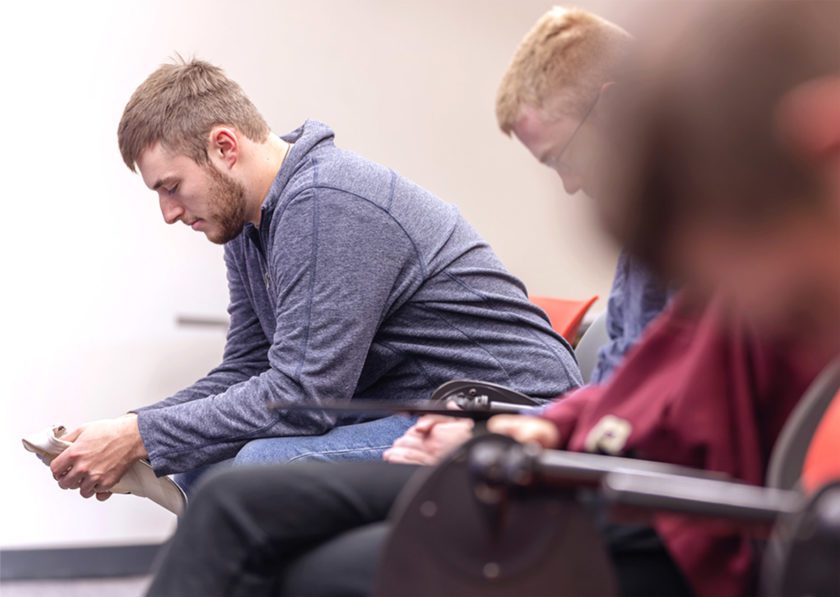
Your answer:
[22,425,186,516]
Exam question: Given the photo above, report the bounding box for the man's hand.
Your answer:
[49,414,147,499]
[487,415,560,448]
[383,415,474,465]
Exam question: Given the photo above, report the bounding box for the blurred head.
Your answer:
[606,2,840,353]
[118,58,269,244]
[496,7,631,196]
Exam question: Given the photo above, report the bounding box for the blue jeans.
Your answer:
[174,415,415,497]
[234,415,415,465]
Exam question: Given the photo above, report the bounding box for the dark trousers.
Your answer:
[147,461,692,596]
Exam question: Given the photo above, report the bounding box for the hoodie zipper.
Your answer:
[247,212,272,291]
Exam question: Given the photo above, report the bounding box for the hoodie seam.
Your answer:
[294,157,321,380]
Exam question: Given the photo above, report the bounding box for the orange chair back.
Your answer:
[529,295,599,342]
[801,390,840,493]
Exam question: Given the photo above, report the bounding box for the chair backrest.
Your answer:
[374,435,617,597]
[574,310,609,384]
[800,389,840,494]
[530,295,598,342]
[767,359,840,490]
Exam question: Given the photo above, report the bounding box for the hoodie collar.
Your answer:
[259,120,336,215]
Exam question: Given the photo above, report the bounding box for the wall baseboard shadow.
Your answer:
[0,543,162,581]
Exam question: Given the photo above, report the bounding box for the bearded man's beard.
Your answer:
[204,164,249,244]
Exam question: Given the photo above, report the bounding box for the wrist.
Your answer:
[121,413,148,460]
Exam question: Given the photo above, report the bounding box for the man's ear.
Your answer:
[777,76,840,162]
[595,81,619,123]
[208,126,239,170]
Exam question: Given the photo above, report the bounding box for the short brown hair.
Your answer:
[495,6,632,135]
[118,57,270,171]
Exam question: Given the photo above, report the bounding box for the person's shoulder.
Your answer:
[310,145,395,200]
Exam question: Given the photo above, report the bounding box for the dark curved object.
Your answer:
[268,380,540,421]
[373,434,617,596]
[763,481,840,597]
[430,379,541,408]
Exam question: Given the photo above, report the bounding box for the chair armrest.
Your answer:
[431,379,542,409]
[602,471,801,523]
[535,449,732,487]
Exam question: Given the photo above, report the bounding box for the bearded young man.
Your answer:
[46,59,581,500]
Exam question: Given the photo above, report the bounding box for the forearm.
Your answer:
[137,368,336,475]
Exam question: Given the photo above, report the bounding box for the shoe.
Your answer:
[22,425,187,516]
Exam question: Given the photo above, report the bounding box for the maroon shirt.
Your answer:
[542,295,827,596]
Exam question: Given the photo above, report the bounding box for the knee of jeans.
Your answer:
[234,439,275,465]
[234,437,319,465]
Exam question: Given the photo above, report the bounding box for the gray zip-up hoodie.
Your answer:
[135,120,582,474]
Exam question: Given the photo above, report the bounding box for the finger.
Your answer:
[96,475,119,493]
[490,419,531,443]
[50,451,73,478]
[52,464,72,482]
[57,466,87,490]
[486,415,521,435]
[445,400,462,411]
[390,434,425,452]
[413,416,440,434]
[58,473,82,490]
[414,415,456,434]
[383,447,433,465]
[55,469,74,489]
[95,492,112,502]
[80,476,100,498]
[398,423,424,438]
[489,416,559,448]
[435,419,474,433]
[62,427,83,442]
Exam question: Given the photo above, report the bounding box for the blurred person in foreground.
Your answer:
[147,2,840,596]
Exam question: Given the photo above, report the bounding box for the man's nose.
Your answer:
[561,175,582,195]
[159,195,184,225]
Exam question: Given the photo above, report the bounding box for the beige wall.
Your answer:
[0,0,639,548]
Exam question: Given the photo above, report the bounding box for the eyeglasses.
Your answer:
[550,94,601,172]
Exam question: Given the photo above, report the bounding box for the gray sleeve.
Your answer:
[136,189,417,474]
[134,245,270,413]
